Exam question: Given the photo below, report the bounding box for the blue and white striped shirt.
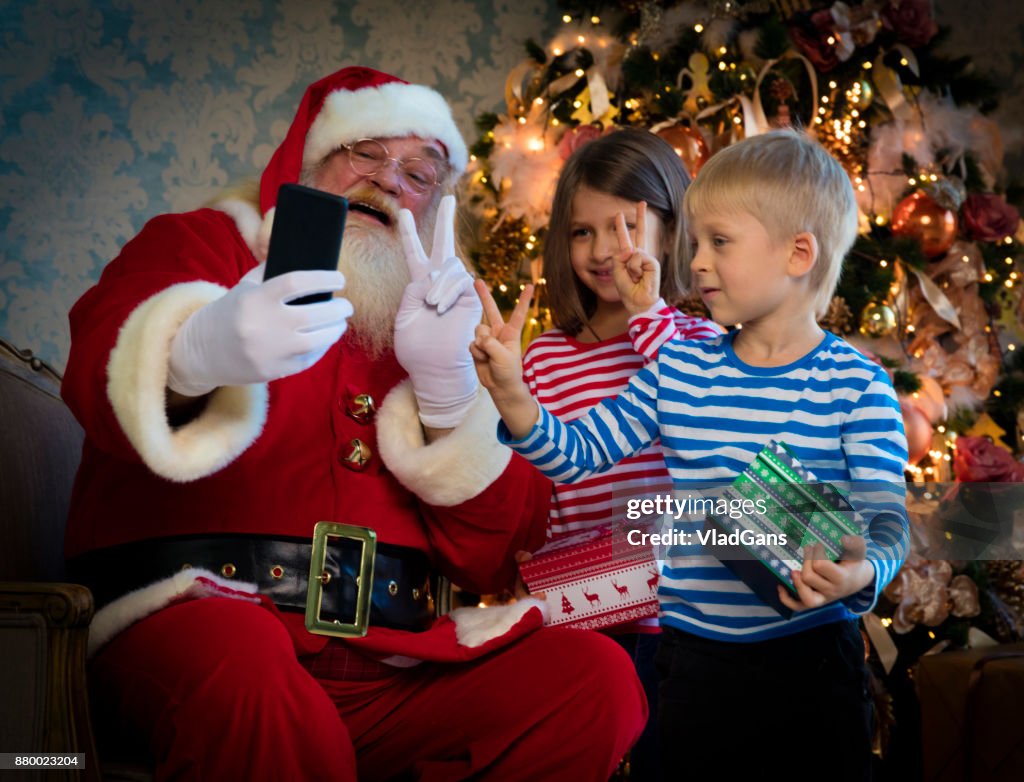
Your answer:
[501,331,909,642]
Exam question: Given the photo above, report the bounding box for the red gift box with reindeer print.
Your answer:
[519,526,659,631]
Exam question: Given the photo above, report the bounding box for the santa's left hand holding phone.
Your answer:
[167,264,352,397]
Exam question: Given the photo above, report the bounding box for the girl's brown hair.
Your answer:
[544,127,692,336]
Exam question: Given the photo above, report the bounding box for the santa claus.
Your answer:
[61,66,645,780]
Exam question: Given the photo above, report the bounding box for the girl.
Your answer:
[522,128,720,780]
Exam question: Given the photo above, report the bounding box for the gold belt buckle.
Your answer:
[305,521,376,638]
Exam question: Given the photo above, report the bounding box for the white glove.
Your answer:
[167,264,352,397]
[394,195,482,429]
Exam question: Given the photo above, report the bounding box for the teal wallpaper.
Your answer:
[0,1,1020,370]
[0,0,562,368]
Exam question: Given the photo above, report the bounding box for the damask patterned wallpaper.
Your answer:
[0,0,1021,370]
[0,0,562,369]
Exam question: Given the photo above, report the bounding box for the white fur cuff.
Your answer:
[87,568,260,657]
[107,282,268,482]
[376,381,512,507]
[451,598,550,648]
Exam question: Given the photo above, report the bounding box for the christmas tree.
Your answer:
[466,0,1023,769]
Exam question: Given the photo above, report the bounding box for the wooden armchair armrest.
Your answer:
[0,581,100,781]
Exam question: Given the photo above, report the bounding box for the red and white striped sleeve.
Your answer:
[627,299,721,361]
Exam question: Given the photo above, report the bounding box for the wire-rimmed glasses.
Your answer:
[340,138,446,194]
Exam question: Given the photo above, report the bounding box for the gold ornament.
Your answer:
[965,412,1012,452]
[476,216,534,292]
[859,301,897,337]
[819,296,854,334]
[891,190,958,258]
[681,52,713,115]
[520,307,552,352]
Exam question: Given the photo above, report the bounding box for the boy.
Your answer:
[472,130,908,779]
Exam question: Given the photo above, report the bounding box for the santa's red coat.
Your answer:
[61,208,553,660]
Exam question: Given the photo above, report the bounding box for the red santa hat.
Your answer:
[259,66,468,213]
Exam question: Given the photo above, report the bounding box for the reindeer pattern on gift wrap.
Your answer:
[582,586,601,607]
[647,569,659,593]
[611,580,630,599]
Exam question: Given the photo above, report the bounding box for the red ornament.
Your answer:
[891,190,958,258]
[656,124,711,179]
[900,398,933,465]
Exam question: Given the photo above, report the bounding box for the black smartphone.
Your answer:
[263,183,348,305]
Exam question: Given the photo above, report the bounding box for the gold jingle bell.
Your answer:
[346,392,376,424]
[341,438,372,471]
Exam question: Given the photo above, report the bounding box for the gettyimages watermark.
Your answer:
[605,481,1024,564]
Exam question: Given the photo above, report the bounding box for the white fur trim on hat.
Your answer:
[107,282,269,483]
[376,381,512,507]
[304,81,468,174]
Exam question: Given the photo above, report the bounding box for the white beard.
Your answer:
[337,225,410,359]
[335,193,440,359]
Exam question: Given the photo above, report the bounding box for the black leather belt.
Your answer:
[67,533,435,633]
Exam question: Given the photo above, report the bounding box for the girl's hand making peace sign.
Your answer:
[470,281,540,438]
[611,201,662,315]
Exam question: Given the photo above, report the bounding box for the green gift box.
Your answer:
[703,440,861,618]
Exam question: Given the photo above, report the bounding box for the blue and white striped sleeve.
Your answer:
[840,367,910,614]
[497,360,662,484]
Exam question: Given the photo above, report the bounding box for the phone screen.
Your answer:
[263,184,348,305]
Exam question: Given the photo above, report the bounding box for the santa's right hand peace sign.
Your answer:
[394,195,482,429]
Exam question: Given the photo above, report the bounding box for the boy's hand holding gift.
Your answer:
[778,535,875,612]
[611,201,662,315]
[471,280,539,438]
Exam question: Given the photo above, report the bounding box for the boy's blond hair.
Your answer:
[683,130,858,317]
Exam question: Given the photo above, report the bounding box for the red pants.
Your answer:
[91,598,647,781]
